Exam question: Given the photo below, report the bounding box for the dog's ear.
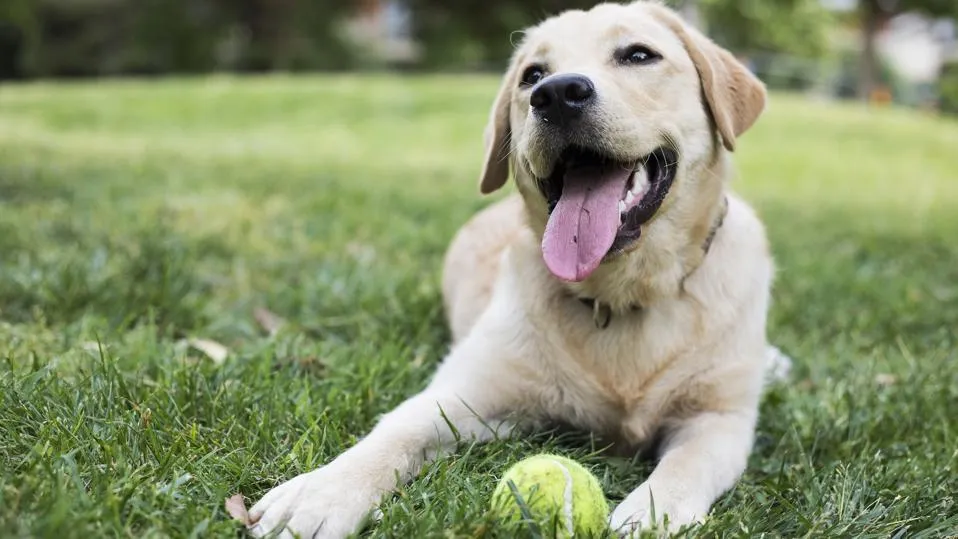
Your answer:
[648,5,766,151]
[479,59,518,194]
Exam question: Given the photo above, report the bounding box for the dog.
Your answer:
[249,1,791,537]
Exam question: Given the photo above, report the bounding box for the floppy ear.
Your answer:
[648,5,766,151]
[479,62,518,194]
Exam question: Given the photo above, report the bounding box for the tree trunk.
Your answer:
[858,0,887,101]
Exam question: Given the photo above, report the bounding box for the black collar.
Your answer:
[578,196,729,329]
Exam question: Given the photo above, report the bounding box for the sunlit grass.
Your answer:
[1,76,956,538]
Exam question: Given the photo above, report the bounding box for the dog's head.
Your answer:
[478,1,766,284]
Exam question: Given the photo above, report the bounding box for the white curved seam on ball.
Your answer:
[548,458,575,538]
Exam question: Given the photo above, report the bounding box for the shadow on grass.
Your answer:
[0,224,218,335]
[0,164,75,204]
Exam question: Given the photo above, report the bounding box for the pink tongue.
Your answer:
[542,164,631,282]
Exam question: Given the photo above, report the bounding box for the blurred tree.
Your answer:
[405,0,597,68]
[407,0,835,70]
[698,0,833,58]
[123,0,224,74]
[0,0,35,78]
[213,0,356,72]
[939,58,958,115]
[0,0,353,79]
[857,0,958,100]
[24,0,135,76]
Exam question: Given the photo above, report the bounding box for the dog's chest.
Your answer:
[533,303,700,443]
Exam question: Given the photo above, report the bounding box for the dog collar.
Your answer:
[578,196,729,329]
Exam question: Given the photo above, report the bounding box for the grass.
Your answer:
[0,74,956,538]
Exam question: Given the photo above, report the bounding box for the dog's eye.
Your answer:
[617,45,662,66]
[519,65,546,87]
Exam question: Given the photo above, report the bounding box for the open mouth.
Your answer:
[537,146,678,282]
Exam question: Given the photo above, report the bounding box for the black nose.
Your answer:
[530,74,596,127]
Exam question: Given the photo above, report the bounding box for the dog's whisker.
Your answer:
[494,137,515,165]
[498,145,519,165]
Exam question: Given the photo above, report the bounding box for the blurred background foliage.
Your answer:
[699,0,833,58]
[406,0,596,67]
[941,60,958,114]
[0,0,956,113]
[0,0,355,77]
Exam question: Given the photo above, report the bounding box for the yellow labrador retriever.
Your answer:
[250,1,790,537]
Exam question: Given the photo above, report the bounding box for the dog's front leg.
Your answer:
[610,409,758,535]
[249,339,522,539]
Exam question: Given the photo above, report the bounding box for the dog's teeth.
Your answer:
[618,200,626,214]
[625,190,635,204]
[632,171,648,193]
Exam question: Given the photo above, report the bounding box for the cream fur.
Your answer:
[249,2,789,537]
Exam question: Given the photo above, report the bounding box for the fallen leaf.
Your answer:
[346,241,376,265]
[139,407,152,428]
[875,373,898,387]
[81,341,105,353]
[225,493,252,525]
[411,352,425,368]
[188,338,229,364]
[253,307,285,336]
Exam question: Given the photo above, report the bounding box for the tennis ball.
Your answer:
[491,454,609,538]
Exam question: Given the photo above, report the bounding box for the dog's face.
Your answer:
[479,1,766,283]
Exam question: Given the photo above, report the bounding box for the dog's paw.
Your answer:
[248,465,380,539]
[609,483,705,537]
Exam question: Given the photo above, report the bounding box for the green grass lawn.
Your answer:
[1,75,957,538]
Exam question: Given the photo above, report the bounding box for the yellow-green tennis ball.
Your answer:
[491,454,609,538]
